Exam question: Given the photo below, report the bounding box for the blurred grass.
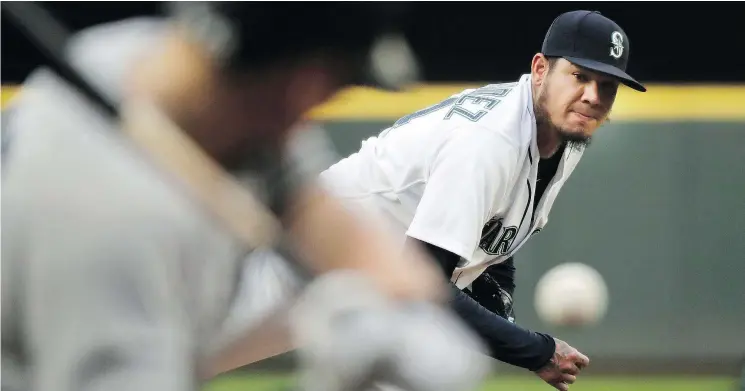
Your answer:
[206,373,738,391]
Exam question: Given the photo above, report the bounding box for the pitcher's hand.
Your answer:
[534,338,589,391]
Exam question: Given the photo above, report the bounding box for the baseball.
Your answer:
[534,262,609,327]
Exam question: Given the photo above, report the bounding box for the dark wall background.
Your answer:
[3,2,745,84]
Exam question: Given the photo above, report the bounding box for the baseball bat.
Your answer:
[1,2,283,250]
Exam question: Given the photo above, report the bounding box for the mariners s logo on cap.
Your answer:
[610,31,624,59]
[541,10,646,92]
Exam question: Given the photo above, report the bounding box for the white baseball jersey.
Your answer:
[320,75,584,289]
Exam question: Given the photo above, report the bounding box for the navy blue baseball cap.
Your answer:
[542,10,646,92]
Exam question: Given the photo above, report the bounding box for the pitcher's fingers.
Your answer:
[559,361,580,375]
[554,381,569,391]
[562,374,577,384]
[574,352,590,368]
[567,352,590,369]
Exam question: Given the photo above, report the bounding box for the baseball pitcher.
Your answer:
[217,10,647,391]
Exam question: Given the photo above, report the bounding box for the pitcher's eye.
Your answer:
[573,72,589,83]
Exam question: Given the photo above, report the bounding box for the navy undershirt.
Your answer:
[406,143,567,370]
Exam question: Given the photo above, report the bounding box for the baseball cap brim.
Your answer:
[563,56,647,92]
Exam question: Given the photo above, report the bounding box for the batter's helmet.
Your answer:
[169,2,419,91]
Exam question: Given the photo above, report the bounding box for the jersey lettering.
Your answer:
[444,94,500,122]
[390,82,518,130]
[444,83,516,123]
[479,217,519,256]
[392,97,458,128]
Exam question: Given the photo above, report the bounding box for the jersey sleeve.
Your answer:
[406,126,520,264]
[15,211,201,391]
[263,124,339,218]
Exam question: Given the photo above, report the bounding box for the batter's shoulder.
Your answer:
[3,89,204,245]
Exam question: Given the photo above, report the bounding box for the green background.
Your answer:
[207,373,739,391]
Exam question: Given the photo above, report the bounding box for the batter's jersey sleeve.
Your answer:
[17,213,200,391]
[406,126,519,264]
[262,123,339,218]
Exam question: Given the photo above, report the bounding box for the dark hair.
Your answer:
[545,55,561,73]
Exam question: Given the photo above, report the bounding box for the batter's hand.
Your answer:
[534,338,589,391]
[290,271,490,391]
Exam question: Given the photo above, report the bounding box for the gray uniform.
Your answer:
[2,16,493,391]
[1,18,255,391]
